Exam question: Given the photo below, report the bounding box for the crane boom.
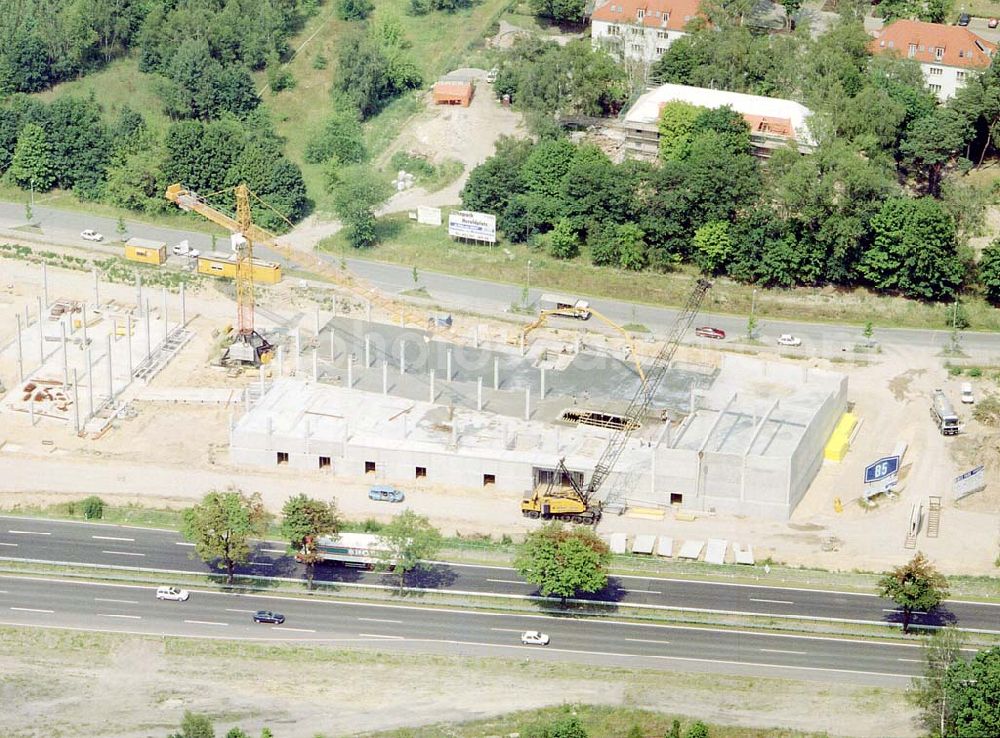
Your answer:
[568,279,711,506]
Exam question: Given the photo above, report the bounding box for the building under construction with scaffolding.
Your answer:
[229,313,847,520]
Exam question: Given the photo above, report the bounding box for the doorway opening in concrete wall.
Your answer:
[483,473,496,486]
[319,456,331,469]
[670,492,683,505]
[277,452,289,465]
[365,461,376,474]
[415,466,427,478]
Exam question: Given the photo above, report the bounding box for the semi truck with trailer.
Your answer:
[305,533,395,568]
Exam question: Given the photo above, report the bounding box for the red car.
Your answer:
[695,326,726,340]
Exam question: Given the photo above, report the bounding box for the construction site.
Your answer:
[0,182,997,575]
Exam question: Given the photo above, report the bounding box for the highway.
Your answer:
[0,200,995,355]
[0,573,933,685]
[2,516,997,633]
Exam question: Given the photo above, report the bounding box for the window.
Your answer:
[908,43,917,58]
[656,30,667,39]
[929,66,943,75]
[636,8,644,20]
[277,452,289,465]
[630,43,642,53]
[319,456,331,469]
[957,70,967,81]
[656,46,668,55]
[670,492,683,505]
[935,47,944,60]
[929,83,942,92]
[365,461,376,474]
[415,466,427,478]
[483,474,496,486]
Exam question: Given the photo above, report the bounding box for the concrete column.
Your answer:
[277,345,284,376]
[85,346,94,419]
[540,367,546,399]
[72,368,80,433]
[145,300,152,361]
[16,314,24,382]
[161,287,168,343]
[347,353,353,389]
[106,335,113,401]
[126,314,133,378]
[473,324,479,348]
[332,295,337,318]
[477,377,483,411]
[41,262,48,308]
[81,301,88,346]
[429,370,435,403]
[315,307,321,336]
[366,300,371,323]
[135,274,142,316]
[364,335,371,368]
[92,268,99,308]
[329,331,336,362]
[524,387,530,420]
[312,348,318,381]
[61,323,68,389]
[382,360,388,395]
[520,332,525,356]
[37,296,44,365]
[493,357,499,390]
[180,281,186,327]
[400,340,406,375]
[446,348,452,382]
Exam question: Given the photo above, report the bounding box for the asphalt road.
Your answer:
[2,516,997,633]
[0,573,936,685]
[1,200,996,356]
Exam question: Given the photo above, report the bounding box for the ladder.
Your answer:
[926,496,942,538]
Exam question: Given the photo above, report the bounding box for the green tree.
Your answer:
[658,100,703,162]
[877,551,950,633]
[692,220,732,274]
[224,730,249,738]
[305,109,366,165]
[617,223,647,270]
[331,165,392,249]
[683,722,709,738]
[529,0,587,22]
[980,239,1000,304]
[908,626,966,738]
[377,509,443,589]
[9,122,57,190]
[514,522,611,604]
[548,218,579,259]
[899,107,970,197]
[461,136,532,217]
[945,646,1000,736]
[549,715,588,738]
[667,719,682,738]
[334,29,421,120]
[863,320,874,347]
[280,494,341,589]
[626,726,644,738]
[181,488,271,584]
[169,711,214,738]
[338,0,374,21]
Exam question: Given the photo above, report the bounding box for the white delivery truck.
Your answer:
[538,293,591,320]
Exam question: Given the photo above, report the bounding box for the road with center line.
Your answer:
[2,516,998,633]
[0,574,941,686]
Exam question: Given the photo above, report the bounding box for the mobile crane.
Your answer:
[520,279,712,523]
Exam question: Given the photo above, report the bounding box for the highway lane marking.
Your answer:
[175,542,195,547]
[250,562,274,567]
[226,609,257,614]
[486,578,525,585]
[624,589,662,595]
[102,551,145,557]
[749,597,795,605]
[7,530,50,535]
[261,548,286,554]
[358,618,402,624]
[92,535,135,542]
[95,598,138,604]
[625,638,671,645]
[185,620,228,626]
[898,658,923,663]
[760,648,807,655]
[359,633,404,639]
[98,613,141,620]
[11,607,53,613]
[882,608,928,615]
[0,590,7,594]
[0,542,17,547]
[273,626,316,633]
[490,628,527,634]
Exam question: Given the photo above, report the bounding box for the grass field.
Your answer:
[320,214,1000,332]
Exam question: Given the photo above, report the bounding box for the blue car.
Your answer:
[369,485,405,503]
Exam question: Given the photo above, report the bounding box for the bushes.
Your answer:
[81,496,105,520]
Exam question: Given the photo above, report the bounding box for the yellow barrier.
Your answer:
[824,412,858,462]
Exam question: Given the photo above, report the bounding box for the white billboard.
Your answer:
[954,465,986,499]
[448,210,496,244]
[416,206,442,226]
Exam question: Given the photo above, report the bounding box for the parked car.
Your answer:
[990,17,998,27]
[172,240,200,258]
[252,610,285,624]
[961,382,975,404]
[777,334,802,347]
[695,326,726,340]
[155,586,190,602]
[81,229,103,242]
[369,485,405,503]
[958,12,971,25]
[521,630,550,646]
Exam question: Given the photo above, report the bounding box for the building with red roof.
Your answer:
[591,0,703,65]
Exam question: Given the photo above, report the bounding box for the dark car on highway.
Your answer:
[252,610,285,624]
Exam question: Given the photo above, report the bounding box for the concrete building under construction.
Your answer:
[229,352,846,520]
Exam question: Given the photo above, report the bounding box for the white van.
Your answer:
[961,382,975,404]
[156,586,190,601]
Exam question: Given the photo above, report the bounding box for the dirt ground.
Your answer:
[0,627,917,738]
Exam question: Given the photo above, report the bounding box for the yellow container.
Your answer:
[197,252,281,284]
[823,412,858,462]
[124,238,167,265]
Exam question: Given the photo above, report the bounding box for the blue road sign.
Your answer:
[864,456,900,484]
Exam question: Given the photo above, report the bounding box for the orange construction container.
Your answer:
[433,81,474,107]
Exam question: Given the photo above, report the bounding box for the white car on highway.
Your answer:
[81,229,103,242]
[521,630,550,645]
[777,334,802,347]
[155,586,190,602]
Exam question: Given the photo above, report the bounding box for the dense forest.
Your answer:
[470,12,1000,303]
[0,0,316,228]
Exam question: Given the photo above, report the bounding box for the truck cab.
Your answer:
[538,293,591,320]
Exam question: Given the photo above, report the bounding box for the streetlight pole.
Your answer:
[524,260,532,307]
